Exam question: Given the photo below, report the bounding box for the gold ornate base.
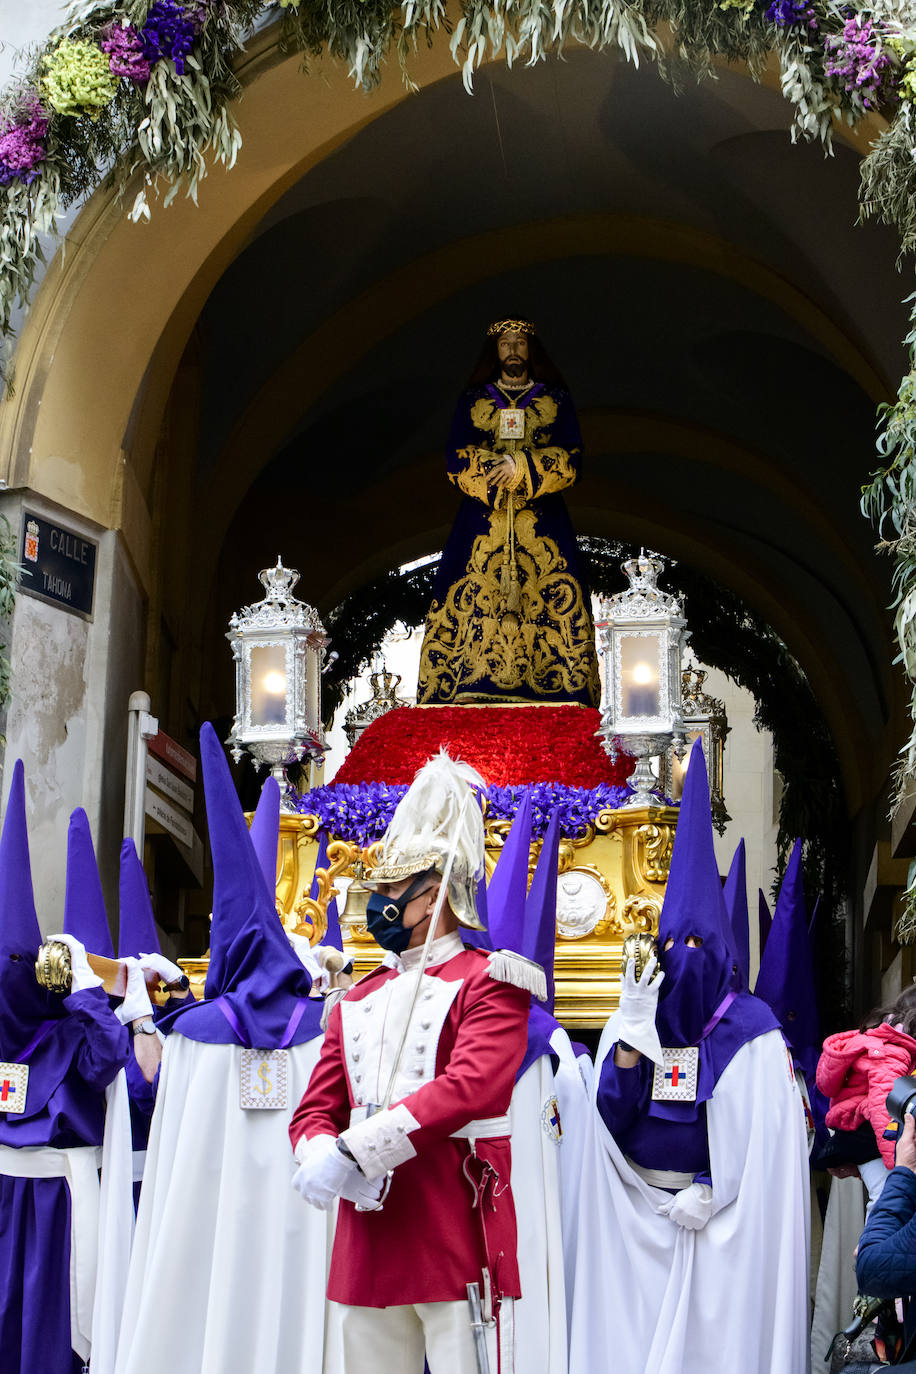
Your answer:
[177,804,677,1029]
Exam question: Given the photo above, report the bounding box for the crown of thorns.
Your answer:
[487,318,536,337]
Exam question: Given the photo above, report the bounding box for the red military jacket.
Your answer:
[289,935,530,1307]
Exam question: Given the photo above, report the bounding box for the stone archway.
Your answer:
[0,21,904,986]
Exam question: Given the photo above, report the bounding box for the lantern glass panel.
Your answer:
[250,644,288,727]
[619,633,663,718]
[667,725,708,800]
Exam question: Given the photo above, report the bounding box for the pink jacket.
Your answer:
[816,1022,916,1168]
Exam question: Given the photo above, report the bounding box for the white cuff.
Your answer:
[340,1103,420,1180]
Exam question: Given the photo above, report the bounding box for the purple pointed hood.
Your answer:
[63,809,114,958]
[0,761,41,954]
[758,889,772,959]
[118,839,160,959]
[484,792,532,953]
[652,741,777,1120]
[249,776,280,898]
[523,809,560,1012]
[656,740,735,1047]
[754,840,820,1087]
[162,725,320,1048]
[724,839,750,987]
[308,829,344,953]
[0,762,75,1094]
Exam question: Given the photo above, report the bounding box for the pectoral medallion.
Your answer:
[0,1062,29,1114]
[497,408,525,441]
[240,1049,289,1110]
[651,1046,699,1103]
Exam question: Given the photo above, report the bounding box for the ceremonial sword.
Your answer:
[466,1283,492,1374]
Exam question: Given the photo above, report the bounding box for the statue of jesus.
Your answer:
[417,317,600,706]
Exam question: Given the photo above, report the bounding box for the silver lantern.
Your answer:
[226,558,328,807]
[596,551,688,808]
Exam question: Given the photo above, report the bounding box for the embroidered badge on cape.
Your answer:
[651,1047,699,1103]
[541,1095,563,1143]
[497,408,526,441]
[0,1062,28,1114]
[240,1050,289,1110]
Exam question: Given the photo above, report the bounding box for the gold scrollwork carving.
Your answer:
[621,893,663,935]
[633,824,674,885]
[290,838,359,943]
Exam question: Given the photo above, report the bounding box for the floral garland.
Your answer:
[292,778,635,845]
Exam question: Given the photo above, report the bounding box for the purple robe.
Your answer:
[598,1052,711,1184]
[0,985,128,1374]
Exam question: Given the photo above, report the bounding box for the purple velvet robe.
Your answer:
[0,986,128,1374]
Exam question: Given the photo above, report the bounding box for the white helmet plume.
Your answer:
[366,750,487,931]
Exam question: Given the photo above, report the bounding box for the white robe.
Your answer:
[569,1025,811,1374]
[114,1032,331,1374]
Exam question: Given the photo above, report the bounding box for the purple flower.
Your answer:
[101,24,152,83]
[824,16,893,108]
[765,0,817,31]
[290,779,656,845]
[0,98,48,187]
[140,1,200,77]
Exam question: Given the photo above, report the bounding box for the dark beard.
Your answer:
[502,359,527,378]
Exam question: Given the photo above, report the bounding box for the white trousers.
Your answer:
[331,1297,514,1373]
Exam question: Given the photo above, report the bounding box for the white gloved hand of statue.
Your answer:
[46,932,104,994]
[137,952,183,985]
[291,1134,384,1211]
[663,1181,714,1231]
[115,957,155,1025]
[616,956,665,1066]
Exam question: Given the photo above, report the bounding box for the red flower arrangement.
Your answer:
[332,705,633,788]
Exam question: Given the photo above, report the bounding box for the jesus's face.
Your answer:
[497,330,529,379]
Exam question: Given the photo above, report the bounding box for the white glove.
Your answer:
[616,956,665,1066]
[663,1181,714,1231]
[291,1134,383,1211]
[287,932,322,984]
[138,952,184,985]
[46,933,104,993]
[115,957,155,1025]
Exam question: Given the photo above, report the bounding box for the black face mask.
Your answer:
[365,871,437,955]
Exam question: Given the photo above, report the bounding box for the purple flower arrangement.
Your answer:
[101,24,152,83]
[140,2,201,77]
[0,99,48,187]
[291,779,647,846]
[765,0,817,31]
[825,15,893,108]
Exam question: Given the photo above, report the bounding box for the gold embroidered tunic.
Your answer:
[417,383,600,706]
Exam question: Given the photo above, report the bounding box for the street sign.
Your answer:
[144,786,195,849]
[148,729,197,782]
[20,510,97,619]
[146,754,194,813]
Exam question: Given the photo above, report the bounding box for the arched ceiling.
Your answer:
[194,50,905,813]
